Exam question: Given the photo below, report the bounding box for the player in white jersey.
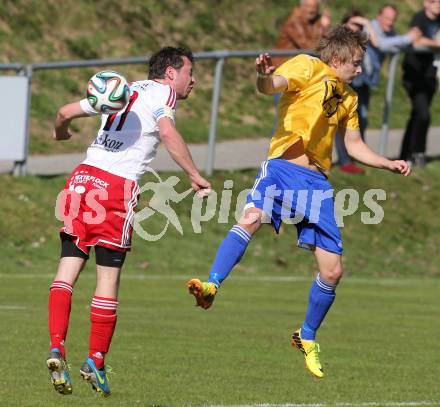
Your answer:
[46,47,210,397]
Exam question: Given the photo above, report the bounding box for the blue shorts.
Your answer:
[245,158,343,255]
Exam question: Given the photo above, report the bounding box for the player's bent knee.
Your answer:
[95,245,127,268]
[238,208,263,235]
[323,263,343,284]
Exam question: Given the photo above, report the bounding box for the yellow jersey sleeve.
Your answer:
[339,90,359,131]
[274,54,314,92]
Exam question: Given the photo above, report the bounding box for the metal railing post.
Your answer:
[379,53,399,156]
[205,57,225,176]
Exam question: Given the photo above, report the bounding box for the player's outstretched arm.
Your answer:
[158,117,211,196]
[255,53,288,95]
[53,101,89,141]
[342,128,411,176]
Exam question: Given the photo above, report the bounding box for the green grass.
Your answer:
[0,164,440,404]
[1,273,439,406]
[1,162,440,278]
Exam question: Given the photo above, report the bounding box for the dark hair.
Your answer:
[315,24,368,64]
[148,47,194,80]
[341,9,364,24]
[378,4,398,15]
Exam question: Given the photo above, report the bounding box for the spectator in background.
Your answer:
[272,0,331,68]
[271,0,331,135]
[400,0,440,168]
[335,5,421,174]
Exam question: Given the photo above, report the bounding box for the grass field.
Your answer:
[0,164,440,406]
[1,274,439,406]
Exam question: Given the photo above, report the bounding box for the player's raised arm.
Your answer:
[53,101,89,141]
[255,53,288,95]
[342,127,411,176]
[158,117,211,194]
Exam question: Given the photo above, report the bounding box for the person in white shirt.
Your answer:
[46,47,210,397]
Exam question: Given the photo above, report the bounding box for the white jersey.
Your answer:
[80,80,177,181]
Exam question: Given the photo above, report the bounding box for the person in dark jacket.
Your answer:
[400,0,440,167]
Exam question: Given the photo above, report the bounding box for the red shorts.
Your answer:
[57,164,140,254]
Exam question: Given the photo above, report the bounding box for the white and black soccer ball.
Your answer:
[87,70,130,114]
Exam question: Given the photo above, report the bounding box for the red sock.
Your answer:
[48,280,73,357]
[89,296,118,369]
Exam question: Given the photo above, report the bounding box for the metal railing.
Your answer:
[3,49,401,176]
[0,63,24,72]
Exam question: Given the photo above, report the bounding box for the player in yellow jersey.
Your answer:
[187,25,411,378]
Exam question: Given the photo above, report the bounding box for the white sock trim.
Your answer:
[316,273,336,292]
[231,225,251,243]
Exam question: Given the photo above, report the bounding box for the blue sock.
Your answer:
[208,225,251,288]
[301,273,337,340]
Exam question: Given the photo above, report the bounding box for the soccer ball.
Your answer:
[87,70,130,114]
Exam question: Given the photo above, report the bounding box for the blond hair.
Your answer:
[315,25,368,65]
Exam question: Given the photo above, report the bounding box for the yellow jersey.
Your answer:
[268,54,359,171]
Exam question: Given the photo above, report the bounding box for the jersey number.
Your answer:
[103,91,139,131]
